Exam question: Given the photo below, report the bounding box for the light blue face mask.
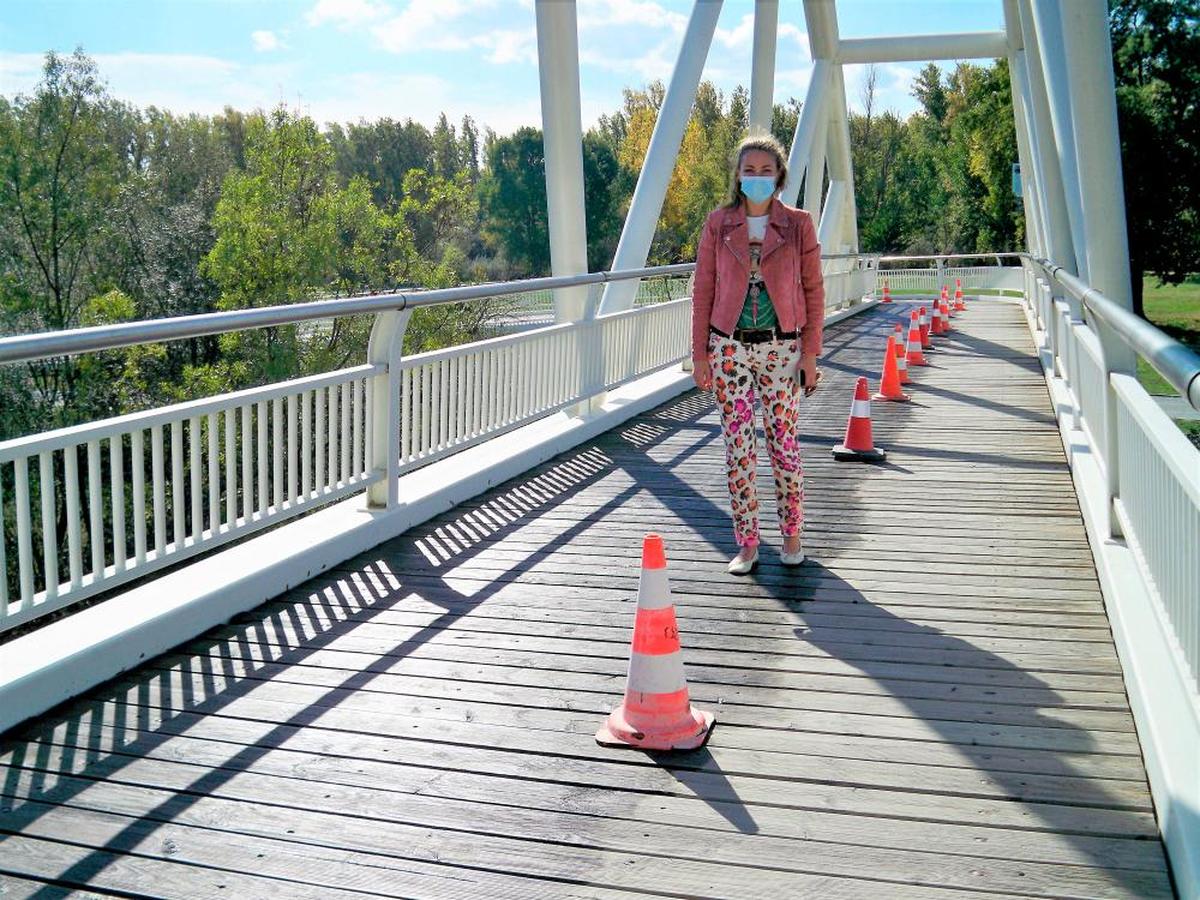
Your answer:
[740,175,777,204]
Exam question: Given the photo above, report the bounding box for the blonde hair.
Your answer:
[724,134,789,209]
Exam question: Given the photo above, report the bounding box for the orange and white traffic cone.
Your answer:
[873,337,910,402]
[930,299,944,336]
[918,306,933,349]
[906,311,928,366]
[940,293,953,331]
[596,534,714,751]
[954,278,966,311]
[833,377,887,462]
[897,339,911,384]
[944,285,957,318]
[893,322,905,354]
[881,278,892,303]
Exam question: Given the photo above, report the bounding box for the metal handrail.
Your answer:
[0,264,696,366]
[1030,256,1200,411]
[878,252,1024,263]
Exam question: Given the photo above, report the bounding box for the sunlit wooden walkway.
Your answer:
[0,298,1175,898]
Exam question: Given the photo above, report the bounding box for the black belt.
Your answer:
[712,325,800,345]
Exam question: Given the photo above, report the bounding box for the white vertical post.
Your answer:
[151,424,165,554]
[224,408,236,523]
[190,416,202,540]
[1029,0,1088,280]
[271,401,282,508]
[110,435,126,572]
[598,0,722,316]
[1007,0,1076,273]
[535,0,591,324]
[207,414,219,530]
[1009,72,1044,257]
[367,309,411,508]
[1058,0,1136,539]
[748,0,779,135]
[171,421,184,548]
[827,65,859,253]
[64,447,81,588]
[1058,0,1134,313]
[801,0,856,252]
[15,459,33,604]
[241,404,253,520]
[131,431,146,565]
[257,401,268,511]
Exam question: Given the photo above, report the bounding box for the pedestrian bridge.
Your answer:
[3,0,1200,895]
[0,255,1197,898]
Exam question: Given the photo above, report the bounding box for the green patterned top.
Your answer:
[737,281,779,330]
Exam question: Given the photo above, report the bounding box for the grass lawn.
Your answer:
[1138,276,1200,395]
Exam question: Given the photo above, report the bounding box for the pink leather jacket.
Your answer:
[691,198,825,364]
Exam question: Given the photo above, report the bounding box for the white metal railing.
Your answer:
[1023,256,1200,692]
[0,366,379,631]
[875,253,1025,294]
[0,265,702,632]
[821,253,880,310]
[0,252,886,632]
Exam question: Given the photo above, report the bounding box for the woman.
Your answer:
[691,135,825,575]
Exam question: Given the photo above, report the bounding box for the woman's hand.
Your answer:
[798,352,820,396]
[693,358,714,391]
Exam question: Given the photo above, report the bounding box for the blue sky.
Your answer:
[1,0,1006,134]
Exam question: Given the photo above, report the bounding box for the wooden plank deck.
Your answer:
[0,298,1176,899]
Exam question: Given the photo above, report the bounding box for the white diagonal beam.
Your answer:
[597,0,723,316]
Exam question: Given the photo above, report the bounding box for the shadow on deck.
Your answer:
[0,300,1176,898]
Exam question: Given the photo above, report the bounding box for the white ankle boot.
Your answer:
[780,545,806,566]
[727,547,759,575]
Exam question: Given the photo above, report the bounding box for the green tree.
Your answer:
[0,49,129,436]
[477,126,549,275]
[200,106,400,384]
[326,117,434,207]
[1110,0,1200,316]
[432,112,460,179]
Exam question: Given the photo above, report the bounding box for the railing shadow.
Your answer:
[0,378,755,892]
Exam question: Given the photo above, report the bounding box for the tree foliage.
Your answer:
[1109,0,1200,312]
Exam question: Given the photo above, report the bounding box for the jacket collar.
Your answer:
[720,196,791,231]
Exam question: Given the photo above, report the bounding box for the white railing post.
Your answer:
[1096,320,1131,538]
[366,309,411,509]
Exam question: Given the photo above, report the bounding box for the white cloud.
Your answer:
[0,52,44,98]
[580,37,675,82]
[252,30,282,52]
[577,0,687,34]
[0,51,306,116]
[478,27,537,65]
[306,0,391,28]
[371,0,475,53]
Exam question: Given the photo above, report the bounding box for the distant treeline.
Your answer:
[2,0,1195,437]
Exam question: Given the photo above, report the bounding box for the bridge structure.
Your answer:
[0,1,1197,897]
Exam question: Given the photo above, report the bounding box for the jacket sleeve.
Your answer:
[798,211,825,356]
[691,213,718,364]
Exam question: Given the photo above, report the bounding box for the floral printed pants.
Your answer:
[707,331,805,548]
